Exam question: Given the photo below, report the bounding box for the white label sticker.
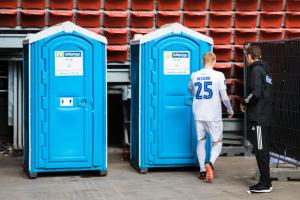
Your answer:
[60,97,73,107]
[164,51,190,75]
[55,51,83,76]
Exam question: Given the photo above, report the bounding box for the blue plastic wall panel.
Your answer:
[24,31,107,176]
[130,44,140,168]
[131,32,212,170]
[23,44,30,169]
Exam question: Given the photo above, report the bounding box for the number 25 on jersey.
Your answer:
[194,81,213,100]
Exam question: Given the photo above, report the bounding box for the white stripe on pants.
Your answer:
[257,126,263,150]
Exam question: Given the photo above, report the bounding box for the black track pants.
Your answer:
[247,121,271,185]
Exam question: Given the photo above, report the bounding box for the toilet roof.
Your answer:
[131,23,213,45]
[23,21,107,44]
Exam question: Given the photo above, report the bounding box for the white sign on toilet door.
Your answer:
[55,51,83,76]
[163,51,190,75]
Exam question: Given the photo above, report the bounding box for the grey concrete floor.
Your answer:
[0,148,299,200]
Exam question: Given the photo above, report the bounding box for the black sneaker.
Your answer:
[249,182,273,193]
[199,171,206,180]
[249,182,273,190]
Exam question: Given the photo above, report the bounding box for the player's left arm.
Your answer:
[219,74,234,118]
[188,75,194,95]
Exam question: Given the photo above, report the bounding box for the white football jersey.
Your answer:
[188,68,227,121]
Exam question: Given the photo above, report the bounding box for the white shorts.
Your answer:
[195,120,223,142]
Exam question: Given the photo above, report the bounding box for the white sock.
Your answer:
[197,139,206,172]
[210,141,222,165]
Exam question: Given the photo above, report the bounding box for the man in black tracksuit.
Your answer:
[241,45,273,193]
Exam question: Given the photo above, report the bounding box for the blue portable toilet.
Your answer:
[23,22,107,178]
[130,23,213,173]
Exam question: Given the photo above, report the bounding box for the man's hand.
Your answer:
[240,104,245,113]
[228,112,234,119]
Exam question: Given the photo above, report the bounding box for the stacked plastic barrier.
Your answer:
[0,0,299,65]
[246,39,300,163]
[0,0,300,152]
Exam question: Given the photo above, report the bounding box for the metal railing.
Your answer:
[245,38,300,166]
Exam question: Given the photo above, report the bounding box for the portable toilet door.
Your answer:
[130,23,214,173]
[23,22,107,178]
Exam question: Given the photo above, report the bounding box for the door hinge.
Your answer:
[151,95,157,108]
[152,48,158,60]
[151,71,158,84]
[41,97,48,109]
[151,118,157,131]
[42,47,48,59]
[149,142,157,163]
[41,122,48,134]
[41,146,48,160]
[41,71,48,85]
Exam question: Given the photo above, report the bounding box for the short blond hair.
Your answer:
[203,52,216,65]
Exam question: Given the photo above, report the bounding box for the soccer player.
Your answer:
[188,52,234,183]
[240,45,273,193]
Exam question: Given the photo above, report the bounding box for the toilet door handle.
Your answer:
[78,97,88,107]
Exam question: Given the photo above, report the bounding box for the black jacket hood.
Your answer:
[248,60,270,73]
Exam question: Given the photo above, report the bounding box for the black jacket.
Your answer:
[243,60,273,127]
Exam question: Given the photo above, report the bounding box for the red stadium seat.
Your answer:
[235,0,258,11]
[50,0,73,10]
[209,29,232,45]
[209,12,232,28]
[184,0,207,11]
[131,0,154,11]
[259,29,283,41]
[22,0,46,9]
[214,63,232,78]
[76,11,101,28]
[227,95,243,113]
[234,80,244,96]
[78,0,101,10]
[87,28,101,35]
[260,12,283,28]
[157,11,181,28]
[130,29,153,39]
[234,12,258,28]
[226,79,233,95]
[0,10,17,27]
[158,0,180,11]
[192,28,207,35]
[107,45,128,63]
[213,45,232,62]
[104,12,128,28]
[21,10,45,28]
[233,45,244,62]
[234,29,258,45]
[210,0,233,11]
[285,29,300,39]
[105,0,128,11]
[285,12,300,28]
[104,29,128,45]
[0,0,17,9]
[131,12,154,28]
[183,12,206,28]
[261,0,284,11]
[286,0,300,11]
[49,11,73,26]
[233,63,244,79]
